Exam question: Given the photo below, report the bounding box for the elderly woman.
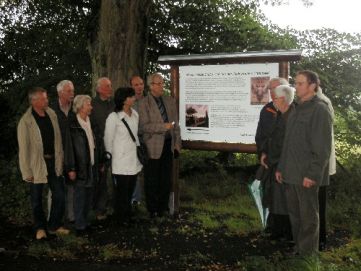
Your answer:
[104,87,142,225]
[65,95,97,235]
[260,85,295,241]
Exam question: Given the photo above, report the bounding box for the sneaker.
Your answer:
[49,226,70,235]
[36,229,47,240]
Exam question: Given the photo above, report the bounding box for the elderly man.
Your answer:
[259,85,295,241]
[255,77,288,232]
[18,87,69,240]
[90,77,114,220]
[130,75,145,205]
[255,77,289,156]
[276,70,332,256]
[50,80,76,223]
[138,73,181,218]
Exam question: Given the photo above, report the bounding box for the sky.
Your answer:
[260,0,361,34]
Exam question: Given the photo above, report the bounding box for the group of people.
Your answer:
[18,68,334,257]
[255,70,335,256]
[17,73,180,240]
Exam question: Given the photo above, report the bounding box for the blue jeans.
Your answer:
[30,158,65,231]
[74,184,93,230]
[131,174,143,203]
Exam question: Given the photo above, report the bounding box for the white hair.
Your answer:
[56,80,73,93]
[73,95,91,113]
[147,73,163,87]
[96,77,110,91]
[273,85,295,105]
[267,77,288,89]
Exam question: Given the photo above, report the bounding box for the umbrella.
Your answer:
[247,166,269,229]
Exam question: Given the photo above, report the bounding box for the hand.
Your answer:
[303,177,316,188]
[25,176,34,183]
[260,153,268,169]
[165,122,174,130]
[275,171,283,183]
[100,164,105,173]
[68,171,76,181]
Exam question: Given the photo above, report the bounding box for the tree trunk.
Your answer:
[88,0,152,93]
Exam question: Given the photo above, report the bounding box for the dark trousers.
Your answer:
[268,213,293,240]
[74,184,93,230]
[113,174,137,222]
[285,184,319,255]
[319,186,327,245]
[30,158,65,231]
[93,166,109,215]
[144,140,173,215]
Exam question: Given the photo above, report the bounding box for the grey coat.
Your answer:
[278,95,332,186]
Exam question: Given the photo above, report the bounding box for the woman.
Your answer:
[65,95,97,235]
[260,85,295,241]
[104,87,142,224]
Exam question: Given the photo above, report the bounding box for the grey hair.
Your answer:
[56,80,73,93]
[147,73,163,87]
[73,95,91,113]
[267,77,288,89]
[96,77,110,91]
[28,87,47,103]
[273,85,295,105]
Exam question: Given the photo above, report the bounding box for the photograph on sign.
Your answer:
[250,76,270,105]
[179,63,279,144]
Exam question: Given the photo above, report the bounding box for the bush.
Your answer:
[0,156,32,224]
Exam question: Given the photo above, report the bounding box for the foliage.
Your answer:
[147,0,297,71]
[0,157,31,224]
[0,0,93,158]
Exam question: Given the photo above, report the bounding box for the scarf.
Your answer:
[77,114,95,165]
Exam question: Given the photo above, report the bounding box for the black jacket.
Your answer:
[255,102,278,156]
[50,100,76,173]
[90,95,115,163]
[65,115,98,186]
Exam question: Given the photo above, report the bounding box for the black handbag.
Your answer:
[121,118,149,166]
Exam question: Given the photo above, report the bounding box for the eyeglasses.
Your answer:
[151,82,163,86]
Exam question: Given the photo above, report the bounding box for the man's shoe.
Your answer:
[96,214,107,221]
[36,229,47,240]
[49,226,70,235]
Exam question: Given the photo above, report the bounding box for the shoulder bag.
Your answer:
[121,118,148,166]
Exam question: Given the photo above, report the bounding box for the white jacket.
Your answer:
[104,110,142,175]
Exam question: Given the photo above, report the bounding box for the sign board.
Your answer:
[158,49,302,153]
[179,63,279,144]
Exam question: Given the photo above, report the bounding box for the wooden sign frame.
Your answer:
[158,50,302,154]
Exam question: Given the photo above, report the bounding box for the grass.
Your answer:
[4,151,361,270]
[98,243,134,261]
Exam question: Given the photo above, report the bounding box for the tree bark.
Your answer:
[88,0,152,93]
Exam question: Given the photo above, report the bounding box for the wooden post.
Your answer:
[170,65,180,215]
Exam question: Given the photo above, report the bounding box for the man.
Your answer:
[255,77,288,234]
[90,77,114,220]
[276,70,332,256]
[50,80,76,223]
[255,77,289,156]
[259,85,295,241]
[130,75,145,205]
[138,73,181,218]
[18,87,69,240]
[316,87,336,250]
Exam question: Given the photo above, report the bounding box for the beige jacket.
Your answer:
[138,95,181,159]
[17,107,63,183]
